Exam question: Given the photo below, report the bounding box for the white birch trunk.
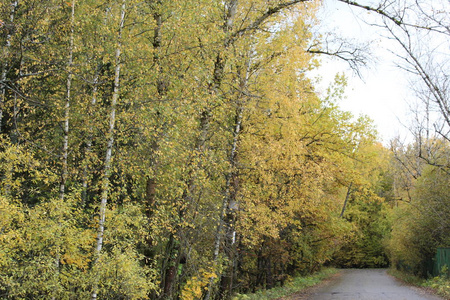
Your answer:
[203,3,239,300]
[204,105,243,300]
[204,51,249,300]
[51,2,76,299]
[0,0,18,133]
[91,1,126,299]
[59,0,76,201]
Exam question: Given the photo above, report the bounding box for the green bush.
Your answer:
[423,266,450,299]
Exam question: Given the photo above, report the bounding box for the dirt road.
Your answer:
[285,269,445,300]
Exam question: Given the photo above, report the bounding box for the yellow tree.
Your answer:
[230,24,385,291]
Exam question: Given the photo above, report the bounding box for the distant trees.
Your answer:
[332,142,392,268]
[386,142,450,277]
[336,0,449,278]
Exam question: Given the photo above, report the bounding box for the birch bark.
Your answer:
[91,1,126,299]
[204,56,248,300]
[59,0,76,200]
[0,0,18,133]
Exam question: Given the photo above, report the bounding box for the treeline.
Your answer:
[335,0,450,283]
[386,139,450,277]
[0,0,448,299]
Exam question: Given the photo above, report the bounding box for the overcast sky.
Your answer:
[312,0,414,144]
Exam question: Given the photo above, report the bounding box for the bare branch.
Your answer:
[337,0,448,35]
[229,0,311,43]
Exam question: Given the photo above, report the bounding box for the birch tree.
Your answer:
[0,0,18,134]
[59,0,76,201]
[91,1,126,299]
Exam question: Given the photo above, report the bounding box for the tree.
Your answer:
[59,0,76,202]
[0,0,400,298]
[90,0,126,298]
[333,0,449,278]
[387,161,450,276]
[338,0,449,166]
[0,0,18,134]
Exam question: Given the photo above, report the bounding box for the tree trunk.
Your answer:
[340,183,353,218]
[209,105,243,300]
[51,2,76,299]
[59,0,76,201]
[204,48,249,300]
[81,64,100,204]
[0,0,18,134]
[91,1,125,299]
[148,4,184,299]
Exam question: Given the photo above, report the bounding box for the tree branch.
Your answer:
[229,0,310,43]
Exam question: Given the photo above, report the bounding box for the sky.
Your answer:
[312,0,414,144]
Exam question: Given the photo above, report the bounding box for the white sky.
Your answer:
[312,0,414,144]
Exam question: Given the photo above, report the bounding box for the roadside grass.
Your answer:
[231,268,339,300]
[388,268,450,299]
[423,273,450,299]
[387,268,424,285]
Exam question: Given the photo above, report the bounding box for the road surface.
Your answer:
[288,269,444,300]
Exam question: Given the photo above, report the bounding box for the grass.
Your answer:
[387,268,425,286]
[423,274,450,299]
[388,268,450,299]
[231,268,339,300]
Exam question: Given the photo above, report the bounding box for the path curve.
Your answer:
[286,269,444,300]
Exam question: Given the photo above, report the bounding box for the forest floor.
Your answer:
[278,269,445,300]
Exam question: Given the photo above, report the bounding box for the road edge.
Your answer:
[387,269,447,300]
[276,270,343,300]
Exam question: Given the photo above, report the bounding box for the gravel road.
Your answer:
[292,269,445,300]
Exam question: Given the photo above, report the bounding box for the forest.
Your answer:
[0,0,448,299]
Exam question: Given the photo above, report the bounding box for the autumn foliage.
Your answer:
[0,0,448,299]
